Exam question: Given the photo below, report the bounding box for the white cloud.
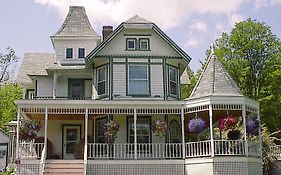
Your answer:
[34,0,247,29]
[185,37,201,48]
[254,0,281,9]
[189,21,207,32]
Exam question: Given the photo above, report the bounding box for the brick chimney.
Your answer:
[102,26,113,40]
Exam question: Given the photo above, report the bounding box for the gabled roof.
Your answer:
[86,15,191,63]
[189,51,243,99]
[52,6,98,37]
[17,53,54,85]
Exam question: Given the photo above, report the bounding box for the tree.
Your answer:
[0,47,19,85]
[213,18,281,131]
[0,83,22,131]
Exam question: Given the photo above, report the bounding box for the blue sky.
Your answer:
[0,0,281,71]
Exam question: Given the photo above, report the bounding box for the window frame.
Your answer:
[96,65,107,96]
[127,64,150,96]
[126,38,137,50]
[78,48,85,58]
[168,66,178,97]
[95,117,108,143]
[139,38,150,51]
[66,48,73,58]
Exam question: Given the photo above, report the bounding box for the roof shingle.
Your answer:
[189,53,243,99]
[53,6,98,37]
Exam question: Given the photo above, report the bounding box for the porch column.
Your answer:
[44,108,48,157]
[134,108,137,160]
[257,111,262,157]
[209,104,215,157]
[52,73,57,99]
[242,105,248,156]
[16,109,20,160]
[84,109,88,157]
[181,108,185,159]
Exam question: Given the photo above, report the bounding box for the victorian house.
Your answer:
[15,6,262,175]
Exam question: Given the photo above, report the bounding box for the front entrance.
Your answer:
[63,125,81,159]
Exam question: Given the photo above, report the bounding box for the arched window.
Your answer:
[169,120,181,143]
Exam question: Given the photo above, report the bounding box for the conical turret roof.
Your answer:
[189,49,243,99]
[53,6,98,37]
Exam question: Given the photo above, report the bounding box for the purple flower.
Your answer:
[246,119,259,135]
[188,118,206,133]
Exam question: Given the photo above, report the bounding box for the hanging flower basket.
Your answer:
[104,120,120,143]
[19,120,41,141]
[227,129,241,140]
[188,118,206,134]
[219,114,238,131]
[246,118,259,135]
[151,120,167,137]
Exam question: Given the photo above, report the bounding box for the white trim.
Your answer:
[181,108,185,159]
[242,105,248,156]
[134,108,137,160]
[96,65,107,96]
[209,105,214,157]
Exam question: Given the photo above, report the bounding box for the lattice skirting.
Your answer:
[186,157,262,175]
[17,160,40,175]
[87,160,185,175]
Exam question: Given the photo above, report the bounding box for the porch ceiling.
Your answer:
[28,114,98,120]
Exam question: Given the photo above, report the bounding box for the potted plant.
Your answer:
[19,120,41,142]
[188,118,206,134]
[104,120,120,143]
[151,120,167,137]
[219,114,238,131]
[246,118,259,135]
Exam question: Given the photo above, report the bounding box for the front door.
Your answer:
[63,125,80,159]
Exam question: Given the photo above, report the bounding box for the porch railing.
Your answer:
[214,140,245,156]
[88,143,182,159]
[248,140,261,157]
[20,142,44,159]
[185,140,211,157]
[88,140,260,160]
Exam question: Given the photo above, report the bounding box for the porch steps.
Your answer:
[43,160,84,175]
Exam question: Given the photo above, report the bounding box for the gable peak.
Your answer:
[125,15,153,24]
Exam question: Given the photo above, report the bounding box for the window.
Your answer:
[66,48,73,58]
[97,66,107,95]
[78,48,85,58]
[139,38,149,50]
[126,38,137,50]
[128,65,149,95]
[68,79,85,98]
[128,117,151,143]
[169,67,178,96]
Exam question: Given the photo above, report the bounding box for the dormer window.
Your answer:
[126,38,137,50]
[66,48,73,58]
[78,48,85,58]
[139,38,149,50]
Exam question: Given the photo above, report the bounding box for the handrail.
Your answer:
[84,143,88,175]
[39,145,46,175]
